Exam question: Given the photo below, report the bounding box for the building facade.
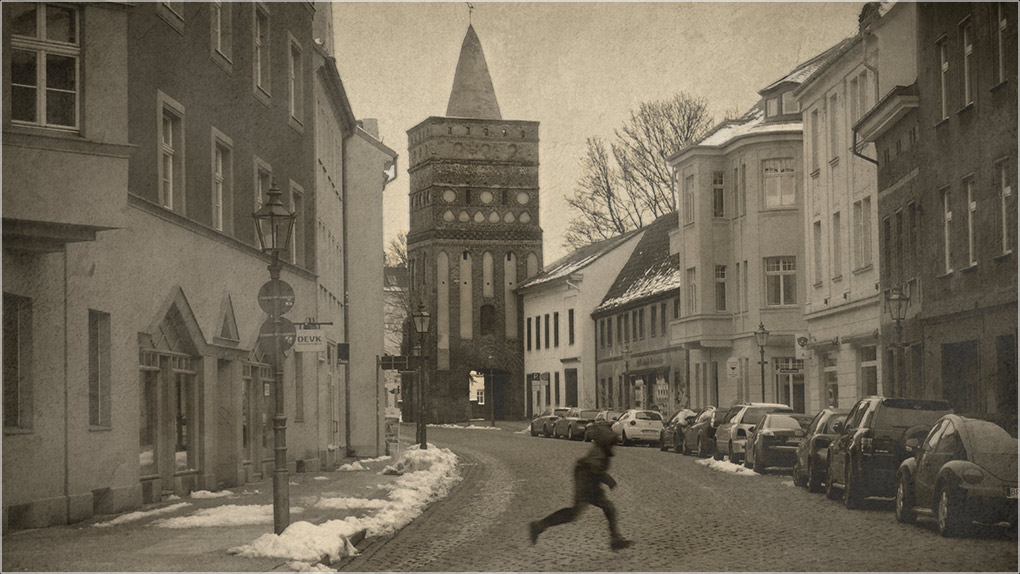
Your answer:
[405,25,541,422]
[666,47,848,413]
[520,230,643,416]
[2,1,393,529]
[794,19,883,412]
[593,214,687,415]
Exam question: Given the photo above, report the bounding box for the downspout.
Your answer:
[63,250,71,521]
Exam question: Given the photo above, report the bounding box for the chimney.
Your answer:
[360,118,379,139]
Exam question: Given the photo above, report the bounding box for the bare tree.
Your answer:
[384,230,407,268]
[564,92,713,249]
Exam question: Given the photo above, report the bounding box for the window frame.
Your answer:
[157,91,186,214]
[210,127,234,234]
[252,2,271,103]
[3,293,34,432]
[852,197,873,271]
[714,265,726,312]
[289,181,305,266]
[937,36,950,121]
[287,32,304,129]
[764,256,797,307]
[210,0,233,71]
[88,309,112,429]
[712,171,725,218]
[942,187,954,273]
[762,158,796,209]
[683,174,695,225]
[9,3,81,131]
[964,176,976,267]
[960,18,974,107]
[832,212,843,280]
[998,159,1014,255]
[253,156,272,211]
[685,267,697,315]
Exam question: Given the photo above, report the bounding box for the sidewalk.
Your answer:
[2,421,528,572]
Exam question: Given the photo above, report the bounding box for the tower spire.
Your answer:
[445,24,502,119]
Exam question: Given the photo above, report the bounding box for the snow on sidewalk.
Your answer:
[92,502,191,528]
[152,504,305,528]
[228,443,460,567]
[695,457,759,476]
[427,423,501,431]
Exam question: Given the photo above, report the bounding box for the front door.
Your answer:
[138,350,198,497]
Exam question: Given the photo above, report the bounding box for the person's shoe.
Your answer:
[529,521,541,545]
[610,538,633,551]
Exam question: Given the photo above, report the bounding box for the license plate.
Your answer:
[1006,487,1018,499]
[787,437,802,444]
[642,429,657,434]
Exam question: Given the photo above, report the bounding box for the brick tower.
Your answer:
[405,25,542,422]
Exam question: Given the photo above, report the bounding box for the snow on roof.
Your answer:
[595,214,681,314]
[519,229,641,290]
[696,104,802,148]
[760,36,856,94]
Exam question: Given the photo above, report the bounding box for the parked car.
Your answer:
[714,403,793,463]
[895,415,1018,537]
[793,407,849,492]
[554,408,602,440]
[826,397,953,509]
[680,406,720,457]
[585,410,623,441]
[611,409,664,446]
[659,408,698,452]
[530,407,569,437]
[745,413,814,473]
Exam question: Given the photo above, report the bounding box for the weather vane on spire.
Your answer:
[467,3,474,25]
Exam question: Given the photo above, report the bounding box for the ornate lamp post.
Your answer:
[885,287,910,396]
[412,303,431,449]
[622,345,632,409]
[252,181,296,535]
[754,322,770,402]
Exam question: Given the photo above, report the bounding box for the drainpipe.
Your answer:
[63,250,71,521]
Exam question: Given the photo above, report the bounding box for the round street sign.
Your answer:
[258,279,295,315]
[259,317,297,352]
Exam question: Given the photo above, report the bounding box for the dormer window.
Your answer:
[782,92,800,114]
[766,98,779,117]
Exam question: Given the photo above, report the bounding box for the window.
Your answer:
[832,212,842,279]
[476,388,485,405]
[763,159,795,208]
[544,314,550,349]
[766,98,779,117]
[9,3,79,129]
[714,265,726,312]
[254,157,272,210]
[210,0,232,65]
[683,175,695,224]
[960,19,974,106]
[908,201,919,260]
[895,210,904,278]
[828,94,839,160]
[289,181,304,263]
[781,91,799,114]
[883,217,892,284]
[739,164,747,216]
[535,316,541,348]
[623,313,629,343]
[765,256,797,306]
[3,293,33,430]
[527,317,532,350]
[849,76,859,124]
[810,110,820,171]
[480,304,496,336]
[253,4,271,98]
[938,38,949,120]
[813,221,823,285]
[88,310,111,427]
[964,177,976,266]
[685,267,697,315]
[999,161,1013,254]
[631,310,638,340]
[288,35,304,124]
[660,303,666,336]
[712,172,725,218]
[741,260,748,311]
[607,316,613,346]
[638,308,644,339]
[158,92,185,213]
[568,309,575,345]
[211,129,233,233]
[942,188,953,273]
[823,352,839,407]
[650,303,657,337]
[553,311,560,347]
[735,262,742,311]
[617,315,623,344]
[853,197,872,269]
[995,3,1008,84]
[673,297,680,319]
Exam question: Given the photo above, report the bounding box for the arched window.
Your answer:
[480,304,496,336]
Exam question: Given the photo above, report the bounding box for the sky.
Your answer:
[331,1,863,263]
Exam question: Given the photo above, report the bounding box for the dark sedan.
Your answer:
[659,408,697,452]
[553,408,602,440]
[584,410,622,441]
[896,415,1018,537]
[529,407,569,437]
[793,407,849,492]
[745,413,814,473]
[679,406,719,457]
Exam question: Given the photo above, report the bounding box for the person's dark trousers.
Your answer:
[534,467,621,539]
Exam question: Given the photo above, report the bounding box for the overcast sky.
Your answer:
[332,1,862,263]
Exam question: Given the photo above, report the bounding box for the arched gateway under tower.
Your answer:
[404,25,542,422]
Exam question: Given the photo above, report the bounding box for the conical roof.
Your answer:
[446,25,502,120]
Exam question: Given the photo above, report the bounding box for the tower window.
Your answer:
[480,304,496,336]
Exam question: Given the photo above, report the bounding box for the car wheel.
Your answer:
[713,445,724,461]
[825,464,840,500]
[567,425,574,440]
[697,437,708,458]
[793,460,807,487]
[728,442,741,465]
[752,450,765,474]
[807,461,822,493]
[530,425,538,437]
[936,486,967,538]
[659,432,668,451]
[544,424,552,438]
[843,464,862,510]
[895,473,917,524]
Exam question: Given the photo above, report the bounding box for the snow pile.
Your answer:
[695,457,758,476]
[284,559,337,572]
[427,423,501,431]
[191,490,233,499]
[359,455,392,463]
[781,480,796,487]
[514,427,531,435]
[229,444,460,566]
[338,461,366,472]
[313,476,329,481]
[316,496,388,511]
[152,504,303,528]
[93,502,191,528]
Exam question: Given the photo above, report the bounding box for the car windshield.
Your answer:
[580,410,600,419]
[554,409,569,417]
[766,414,811,430]
[873,400,951,430]
[634,411,662,421]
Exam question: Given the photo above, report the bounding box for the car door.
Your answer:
[830,402,864,481]
[715,407,742,447]
[913,420,953,507]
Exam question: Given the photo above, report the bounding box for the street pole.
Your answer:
[894,319,903,396]
[269,252,289,535]
[419,332,427,450]
[759,345,766,403]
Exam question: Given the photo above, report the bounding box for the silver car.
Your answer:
[714,402,793,463]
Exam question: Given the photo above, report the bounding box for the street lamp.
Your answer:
[754,322,770,402]
[885,287,910,396]
[411,302,431,450]
[252,180,295,535]
[622,345,632,409]
[486,355,496,427]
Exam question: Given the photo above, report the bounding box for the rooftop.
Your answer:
[519,230,642,291]
[594,213,681,315]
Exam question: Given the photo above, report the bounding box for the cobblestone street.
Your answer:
[341,425,1018,572]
